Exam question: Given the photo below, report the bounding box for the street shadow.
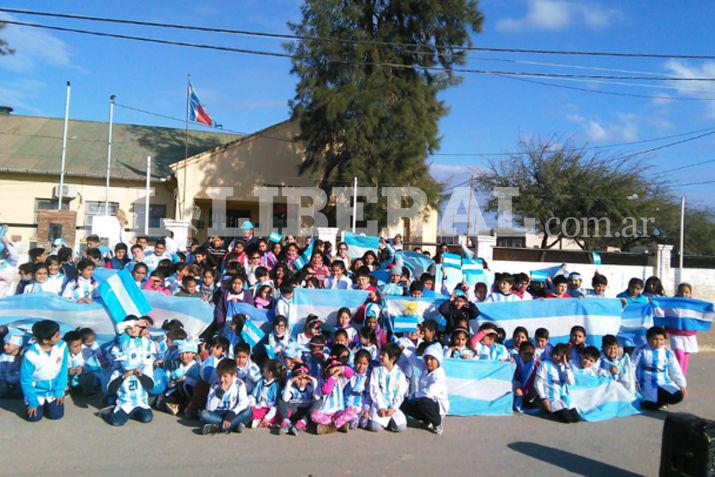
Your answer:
[638,410,669,422]
[508,441,645,477]
[0,398,29,420]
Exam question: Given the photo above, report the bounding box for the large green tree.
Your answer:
[287,0,483,220]
[476,138,680,251]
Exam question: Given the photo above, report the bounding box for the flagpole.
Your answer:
[145,156,151,235]
[104,94,115,213]
[58,81,71,210]
[182,74,191,221]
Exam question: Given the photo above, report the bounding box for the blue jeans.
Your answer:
[200,407,253,432]
[0,380,21,399]
[106,407,154,426]
[26,399,64,422]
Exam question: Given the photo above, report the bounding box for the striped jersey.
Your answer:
[112,365,153,414]
[369,365,408,411]
[599,352,635,393]
[251,378,279,408]
[473,342,509,361]
[206,377,250,415]
[632,345,686,402]
[61,276,98,301]
[534,359,575,412]
[236,360,261,394]
[344,372,371,410]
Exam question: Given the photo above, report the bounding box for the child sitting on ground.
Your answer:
[469,324,509,361]
[200,359,253,435]
[344,349,372,430]
[512,341,539,412]
[276,363,318,435]
[535,343,579,423]
[572,346,606,376]
[20,320,68,422]
[368,343,408,433]
[0,328,24,398]
[599,334,634,393]
[310,357,357,434]
[401,343,449,435]
[632,326,687,411]
[234,343,261,395]
[160,339,200,416]
[250,359,283,428]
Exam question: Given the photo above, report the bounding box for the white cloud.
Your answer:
[0,78,46,114]
[566,110,639,143]
[0,13,71,71]
[429,162,480,185]
[497,0,622,33]
[662,60,715,118]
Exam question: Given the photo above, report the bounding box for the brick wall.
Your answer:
[36,210,77,249]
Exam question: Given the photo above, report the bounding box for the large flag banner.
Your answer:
[618,302,653,347]
[476,298,623,346]
[444,359,514,416]
[651,296,714,332]
[189,81,217,127]
[228,302,274,326]
[289,288,369,333]
[570,373,641,421]
[343,232,380,259]
[98,268,152,323]
[384,295,447,331]
[140,292,213,338]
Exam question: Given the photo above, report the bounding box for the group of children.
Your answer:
[0,227,702,434]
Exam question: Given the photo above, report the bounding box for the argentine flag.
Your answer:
[441,252,462,270]
[530,264,567,282]
[476,298,622,346]
[289,288,369,334]
[396,251,434,280]
[269,231,283,243]
[444,359,514,416]
[293,238,314,271]
[570,372,641,421]
[651,296,714,332]
[592,252,602,265]
[618,302,653,347]
[385,295,446,330]
[99,268,152,323]
[241,319,266,348]
[343,232,380,259]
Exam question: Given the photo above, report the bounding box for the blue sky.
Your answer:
[1,0,714,208]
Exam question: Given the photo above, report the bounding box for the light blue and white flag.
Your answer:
[241,318,266,348]
[476,298,622,346]
[228,301,274,325]
[343,232,380,259]
[384,295,447,330]
[444,359,514,416]
[570,372,641,421]
[268,231,283,243]
[288,288,369,334]
[293,238,314,271]
[142,292,213,338]
[396,251,434,280]
[592,252,602,265]
[618,302,654,347]
[441,252,462,270]
[461,257,484,273]
[98,268,152,323]
[530,264,567,282]
[651,296,714,332]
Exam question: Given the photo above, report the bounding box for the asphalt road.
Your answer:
[2,353,714,477]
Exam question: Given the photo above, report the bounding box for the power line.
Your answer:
[4,7,715,60]
[658,158,715,174]
[3,19,715,83]
[670,179,715,187]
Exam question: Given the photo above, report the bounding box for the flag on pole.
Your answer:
[241,318,266,348]
[188,81,217,127]
[343,232,380,259]
[293,238,314,271]
[98,268,152,323]
[269,231,283,243]
[530,264,567,282]
[441,252,462,270]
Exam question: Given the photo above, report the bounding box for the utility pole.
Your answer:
[465,175,474,246]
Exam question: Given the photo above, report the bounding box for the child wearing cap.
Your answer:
[160,338,200,415]
[401,343,449,435]
[469,324,509,361]
[0,328,25,398]
[567,272,585,297]
[20,320,68,422]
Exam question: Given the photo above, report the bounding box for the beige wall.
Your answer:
[0,172,175,244]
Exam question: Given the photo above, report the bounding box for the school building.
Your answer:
[0,106,438,249]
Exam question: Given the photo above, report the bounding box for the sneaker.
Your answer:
[316,423,336,435]
[165,402,180,416]
[251,419,261,429]
[295,419,307,432]
[202,424,219,435]
[338,423,349,433]
[432,424,444,436]
[288,425,300,436]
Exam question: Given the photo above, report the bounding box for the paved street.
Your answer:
[1,353,713,477]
